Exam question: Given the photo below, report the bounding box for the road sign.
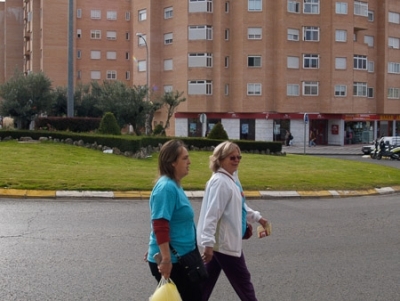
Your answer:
[199,113,207,124]
[304,113,309,124]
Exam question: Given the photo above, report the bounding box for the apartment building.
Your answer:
[0,0,24,83]
[1,0,400,145]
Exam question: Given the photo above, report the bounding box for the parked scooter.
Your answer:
[376,145,400,160]
[371,139,400,160]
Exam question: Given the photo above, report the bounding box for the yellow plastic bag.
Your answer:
[149,277,182,301]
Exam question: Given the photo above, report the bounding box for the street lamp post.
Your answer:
[136,33,149,135]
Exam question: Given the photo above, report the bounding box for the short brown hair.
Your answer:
[158,139,186,180]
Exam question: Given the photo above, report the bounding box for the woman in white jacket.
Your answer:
[197,141,268,301]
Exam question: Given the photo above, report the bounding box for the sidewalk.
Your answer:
[282,143,363,155]
[1,144,398,200]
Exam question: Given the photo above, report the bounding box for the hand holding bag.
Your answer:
[149,277,182,301]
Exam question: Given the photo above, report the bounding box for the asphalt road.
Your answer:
[318,154,400,169]
[1,195,399,301]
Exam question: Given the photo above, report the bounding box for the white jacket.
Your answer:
[197,168,262,257]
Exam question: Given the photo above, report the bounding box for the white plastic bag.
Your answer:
[149,277,182,301]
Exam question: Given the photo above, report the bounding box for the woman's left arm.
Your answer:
[244,203,268,227]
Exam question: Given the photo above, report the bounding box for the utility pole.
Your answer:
[67,0,74,117]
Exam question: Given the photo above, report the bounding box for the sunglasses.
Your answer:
[229,155,242,161]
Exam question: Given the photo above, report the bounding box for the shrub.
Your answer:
[153,124,166,136]
[207,122,228,140]
[98,112,121,135]
[2,117,14,129]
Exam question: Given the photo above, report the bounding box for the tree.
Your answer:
[0,71,53,128]
[98,112,121,135]
[207,122,229,140]
[95,81,150,135]
[74,82,103,118]
[158,90,186,135]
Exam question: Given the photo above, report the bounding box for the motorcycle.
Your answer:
[374,144,400,160]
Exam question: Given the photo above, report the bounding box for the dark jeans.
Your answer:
[149,261,202,301]
[201,251,258,301]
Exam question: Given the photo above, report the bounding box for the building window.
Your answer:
[106,70,117,80]
[388,62,400,74]
[164,85,173,93]
[77,9,82,18]
[303,0,319,14]
[164,33,173,45]
[188,80,213,95]
[335,57,347,69]
[287,0,300,13]
[368,10,374,21]
[225,29,230,40]
[388,88,400,99]
[303,26,319,41]
[164,59,173,71]
[189,0,213,13]
[288,28,300,41]
[335,2,347,14]
[389,37,400,49]
[353,82,367,96]
[364,35,374,47]
[77,70,81,79]
[138,34,147,46]
[106,51,117,60]
[91,10,101,19]
[164,7,173,19]
[126,52,130,60]
[77,29,82,38]
[225,84,229,95]
[354,1,368,17]
[188,53,213,67]
[106,31,117,40]
[90,50,101,59]
[107,11,117,20]
[125,11,131,21]
[126,32,130,40]
[138,9,147,21]
[126,71,130,80]
[188,25,213,40]
[368,61,374,72]
[389,12,400,24]
[335,30,347,42]
[303,54,319,69]
[77,50,81,59]
[354,55,367,70]
[248,0,262,11]
[248,56,261,67]
[90,30,101,39]
[287,84,300,96]
[334,85,347,97]
[91,71,101,80]
[248,27,262,39]
[138,60,146,72]
[302,81,319,96]
[225,56,229,68]
[225,2,230,13]
[287,56,299,68]
[247,83,261,95]
[368,87,374,98]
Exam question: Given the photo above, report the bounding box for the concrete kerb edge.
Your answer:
[1,188,399,200]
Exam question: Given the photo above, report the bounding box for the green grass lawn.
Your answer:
[0,140,399,191]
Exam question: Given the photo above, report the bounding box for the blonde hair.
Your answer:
[209,141,240,172]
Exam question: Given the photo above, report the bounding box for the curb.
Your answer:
[1,187,399,200]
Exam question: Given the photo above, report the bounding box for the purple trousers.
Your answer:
[201,251,258,301]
